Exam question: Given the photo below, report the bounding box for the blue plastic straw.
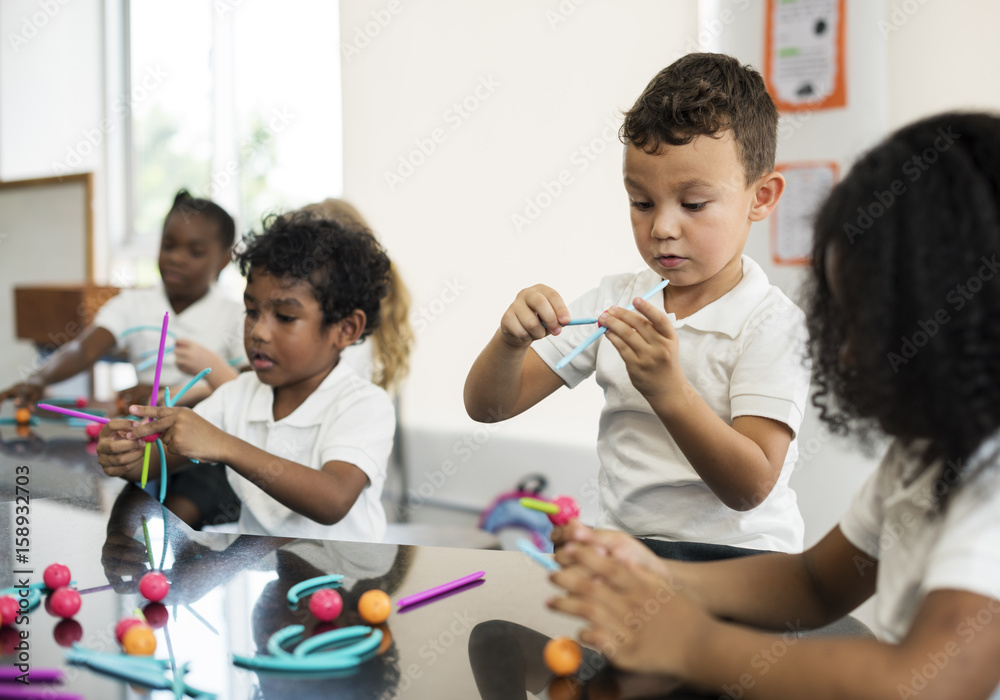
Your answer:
[120,325,178,340]
[167,368,212,408]
[564,318,598,325]
[517,538,559,572]
[554,279,669,370]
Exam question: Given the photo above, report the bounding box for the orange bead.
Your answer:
[358,589,391,624]
[122,624,156,656]
[544,636,582,676]
[14,408,31,425]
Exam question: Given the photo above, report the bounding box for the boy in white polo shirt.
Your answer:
[97,211,396,542]
[465,53,810,558]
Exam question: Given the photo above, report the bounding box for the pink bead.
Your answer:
[309,588,344,622]
[0,596,17,626]
[142,602,169,629]
[84,422,103,441]
[142,433,160,443]
[549,496,580,526]
[115,617,144,643]
[53,619,83,647]
[49,588,81,619]
[75,397,88,408]
[139,571,170,602]
[44,563,72,590]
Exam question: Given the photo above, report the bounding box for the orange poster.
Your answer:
[765,0,847,112]
[771,161,839,265]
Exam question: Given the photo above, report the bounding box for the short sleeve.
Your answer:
[93,291,132,345]
[318,390,396,486]
[729,298,811,437]
[839,447,898,559]
[923,456,1000,600]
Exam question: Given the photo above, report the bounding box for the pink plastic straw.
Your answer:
[35,404,109,424]
[396,571,485,609]
[149,312,169,409]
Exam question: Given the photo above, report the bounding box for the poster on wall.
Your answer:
[765,0,847,112]
[771,161,839,265]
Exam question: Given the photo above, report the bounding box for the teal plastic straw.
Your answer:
[554,279,669,370]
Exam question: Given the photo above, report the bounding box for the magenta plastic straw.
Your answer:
[149,312,169,409]
[397,571,485,609]
[36,404,109,424]
[0,668,64,683]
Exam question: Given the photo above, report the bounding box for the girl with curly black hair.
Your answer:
[98,211,397,542]
[547,112,1000,699]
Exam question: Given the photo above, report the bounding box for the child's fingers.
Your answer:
[129,416,174,441]
[128,405,174,420]
[102,418,136,435]
[512,306,552,340]
[547,588,627,630]
[632,296,677,340]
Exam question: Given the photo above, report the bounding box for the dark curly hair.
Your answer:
[166,189,236,248]
[619,53,778,185]
[235,211,392,338]
[805,112,1000,499]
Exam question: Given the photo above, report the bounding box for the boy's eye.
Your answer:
[682,202,707,212]
[189,248,206,258]
[629,200,653,211]
[245,308,259,319]
[277,314,296,323]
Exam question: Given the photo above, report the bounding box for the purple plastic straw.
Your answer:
[35,404,109,424]
[0,668,64,683]
[149,312,169,410]
[396,571,485,609]
[0,690,82,700]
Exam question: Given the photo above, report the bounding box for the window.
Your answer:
[111,0,343,293]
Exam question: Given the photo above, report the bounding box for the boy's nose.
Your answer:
[651,214,678,239]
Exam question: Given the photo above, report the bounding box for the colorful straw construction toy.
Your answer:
[554,278,669,370]
[520,495,580,526]
[233,624,382,674]
[396,571,485,609]
[141,312,170,488]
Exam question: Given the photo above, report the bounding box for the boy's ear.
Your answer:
[748,171,786,222]
[331,310,367,349]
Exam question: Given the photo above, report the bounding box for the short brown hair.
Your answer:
[620,53,778,185]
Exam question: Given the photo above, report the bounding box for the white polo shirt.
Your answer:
[94,284,246,385]
[535,256,810,552]
[841,435,1000,656]
[193,363,395,542]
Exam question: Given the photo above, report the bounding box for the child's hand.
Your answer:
[499,285,571,349]
[127,405,229,464]
[0,380,44,408]
[599,296,685,403]
[548,542,708,677]
[553,524,670,576]
[174,339,224,376]
[96,418,146,479]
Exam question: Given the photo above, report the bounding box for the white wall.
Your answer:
[885,0,1000,131]
[340,0,700,519]
[0,0,106,278]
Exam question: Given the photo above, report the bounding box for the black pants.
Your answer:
[638,537,768,561]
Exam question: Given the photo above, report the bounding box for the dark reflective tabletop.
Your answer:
[0,417,704,699]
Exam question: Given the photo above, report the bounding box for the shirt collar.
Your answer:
[666,256,771,339]
[247,360,360,427]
